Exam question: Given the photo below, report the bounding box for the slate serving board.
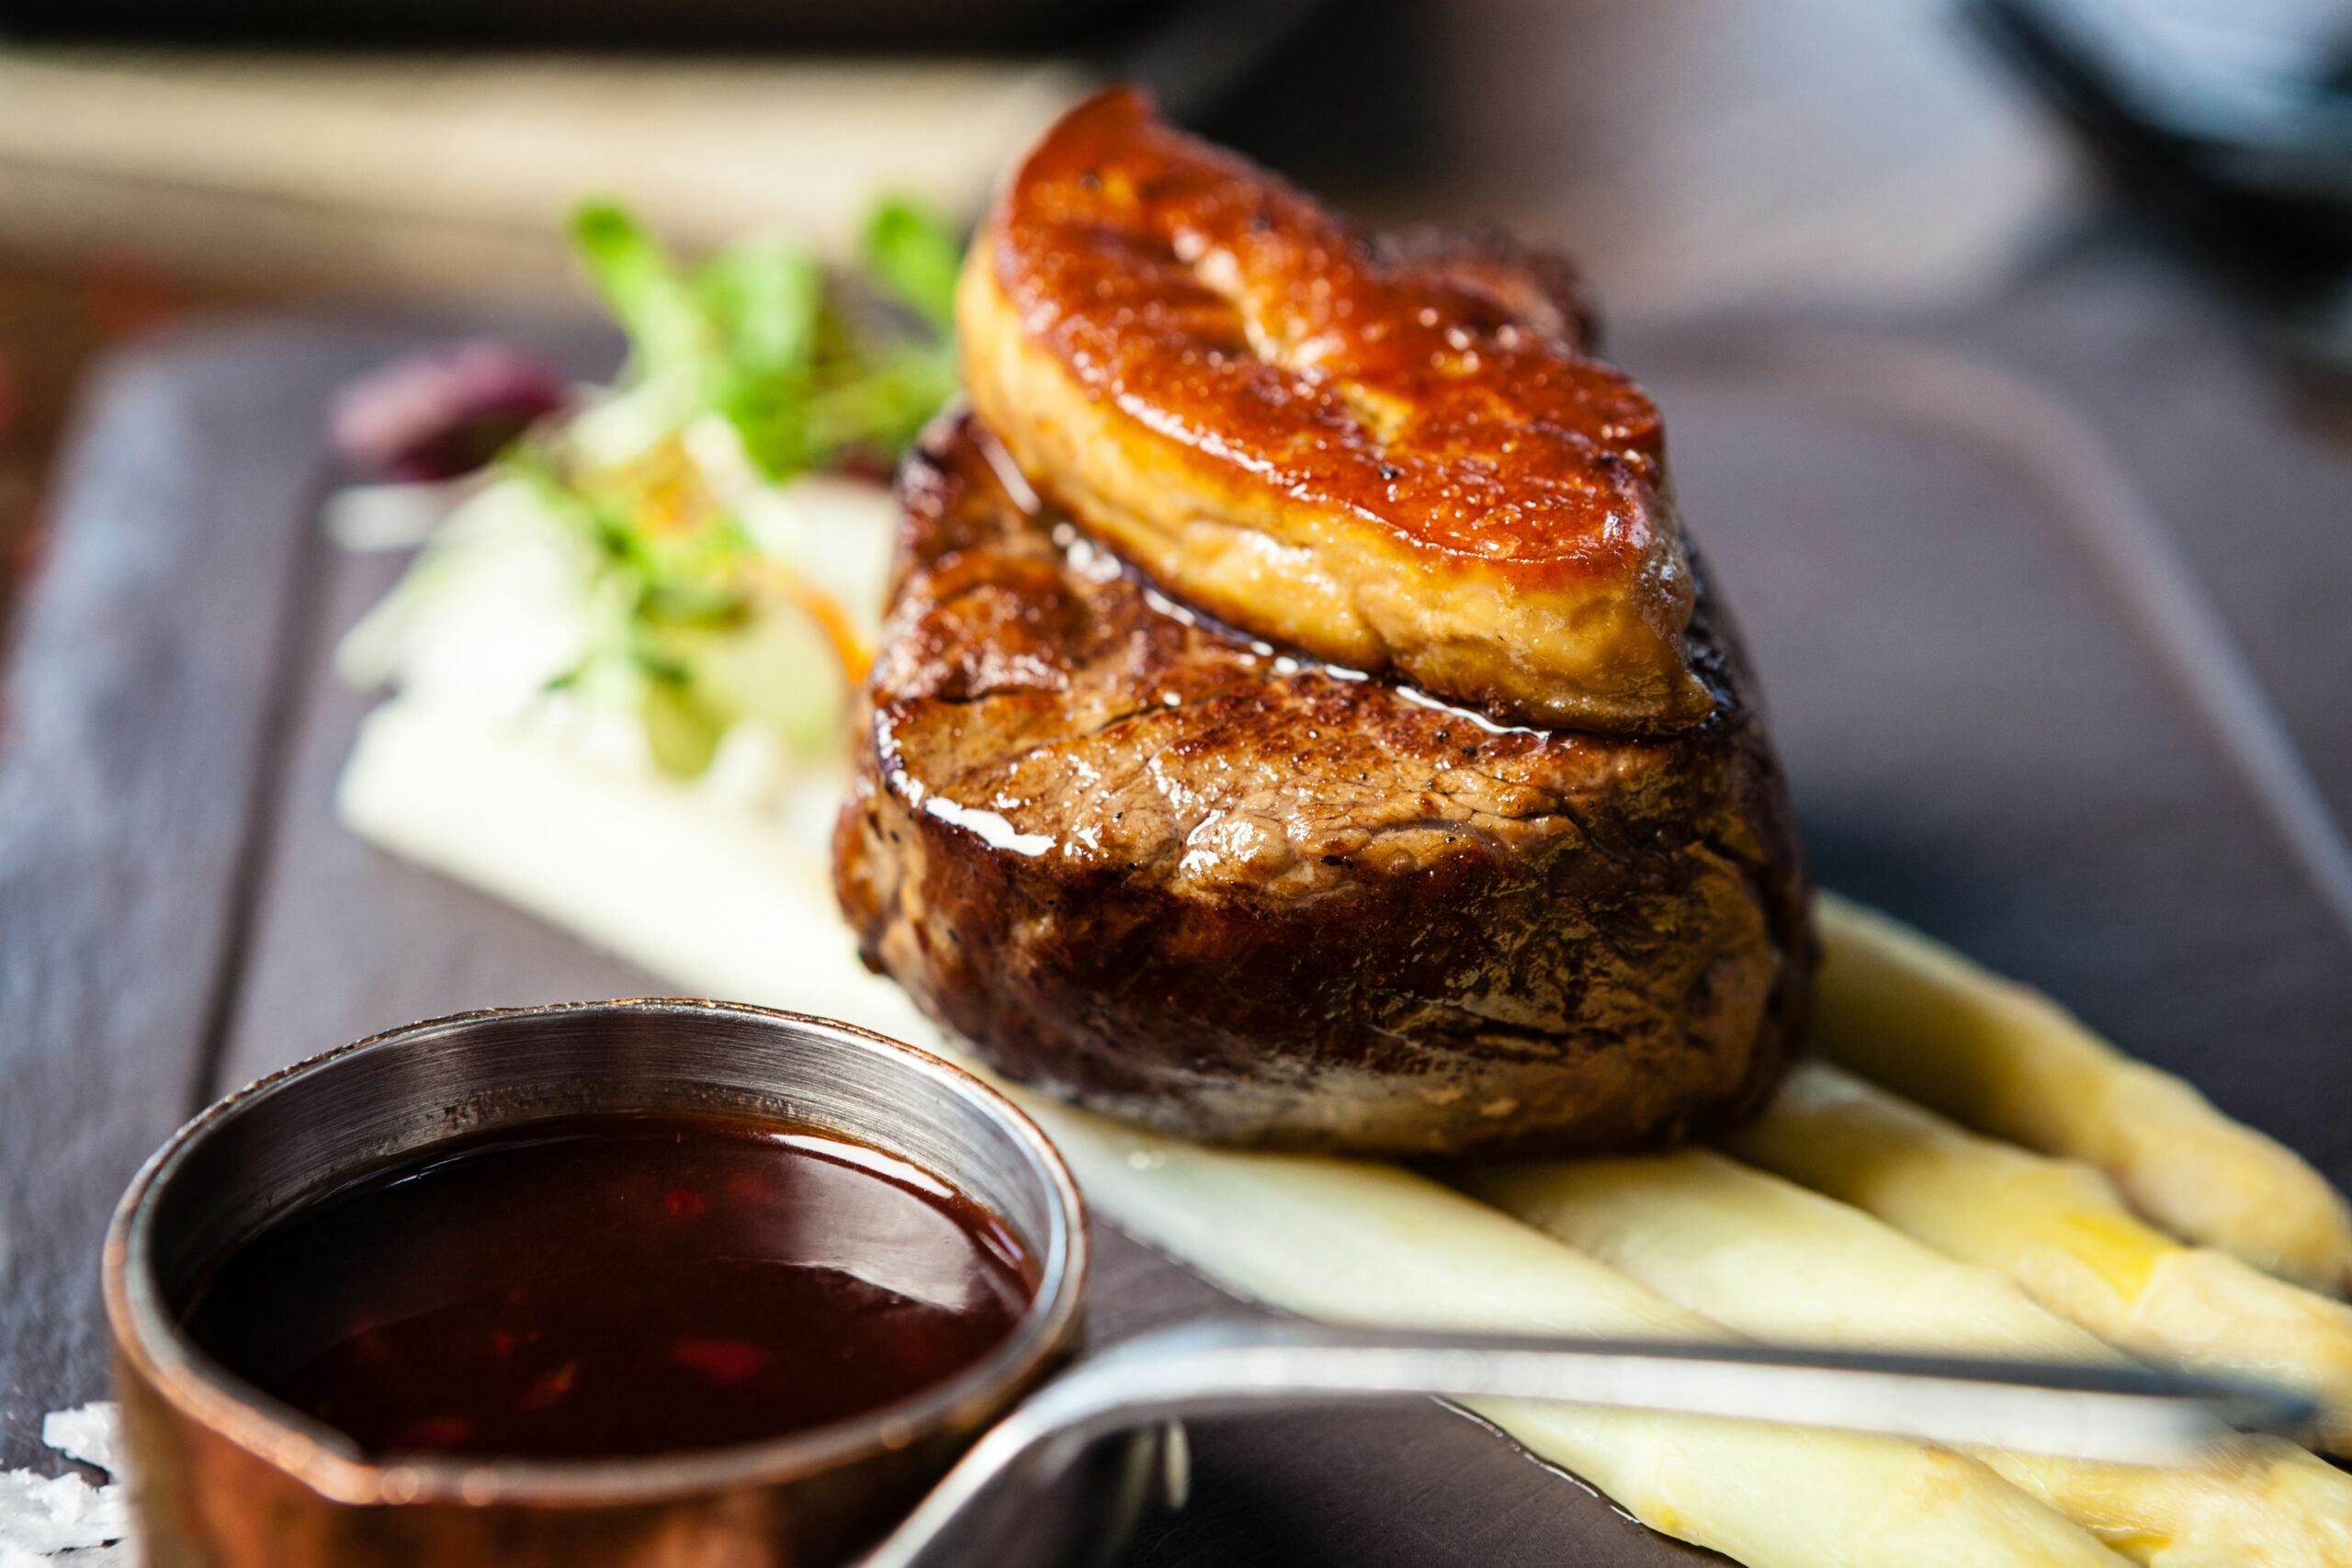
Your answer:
[5,251,2351,1564]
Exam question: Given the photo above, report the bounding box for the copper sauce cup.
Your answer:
[104,1000,1091,1568]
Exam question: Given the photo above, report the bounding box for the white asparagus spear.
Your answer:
[1052,1110,2129,1568]
[1728,1063,2352,1455]
[341,697,2131,1568]
[1815,893,2352,1292]
[1465,1149,2352,1567]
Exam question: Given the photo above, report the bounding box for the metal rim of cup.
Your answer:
[101,998,1090,1509]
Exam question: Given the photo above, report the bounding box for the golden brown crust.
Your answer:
[962,86,1711,732]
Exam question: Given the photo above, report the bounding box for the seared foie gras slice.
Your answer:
[959,86,1710,733]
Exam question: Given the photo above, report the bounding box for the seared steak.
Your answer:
[834,413,1811,1157]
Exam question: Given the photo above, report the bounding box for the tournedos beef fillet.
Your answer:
[834,412,1812,1157]
[835,88,1811,1157]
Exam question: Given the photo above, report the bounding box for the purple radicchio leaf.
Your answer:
[329,341,570,481]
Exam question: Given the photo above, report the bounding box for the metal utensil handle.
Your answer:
[862,1318,2318,1567]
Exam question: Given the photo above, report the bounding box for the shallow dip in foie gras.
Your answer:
[837,88,1812,1160]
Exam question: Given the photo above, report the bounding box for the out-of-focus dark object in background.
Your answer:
[1969,0,2352,370]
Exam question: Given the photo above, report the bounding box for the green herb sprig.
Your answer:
[526,197,963,775]
[569,197,961,480]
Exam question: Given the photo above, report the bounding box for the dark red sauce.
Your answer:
[183,1111,1035,1460]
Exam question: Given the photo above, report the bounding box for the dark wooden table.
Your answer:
[7,239,2352,1562]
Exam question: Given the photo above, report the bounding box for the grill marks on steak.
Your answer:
[835,414,1812,1157]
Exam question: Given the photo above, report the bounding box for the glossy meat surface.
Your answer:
[833,414,1811,1156]
[959,88,1712,733]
